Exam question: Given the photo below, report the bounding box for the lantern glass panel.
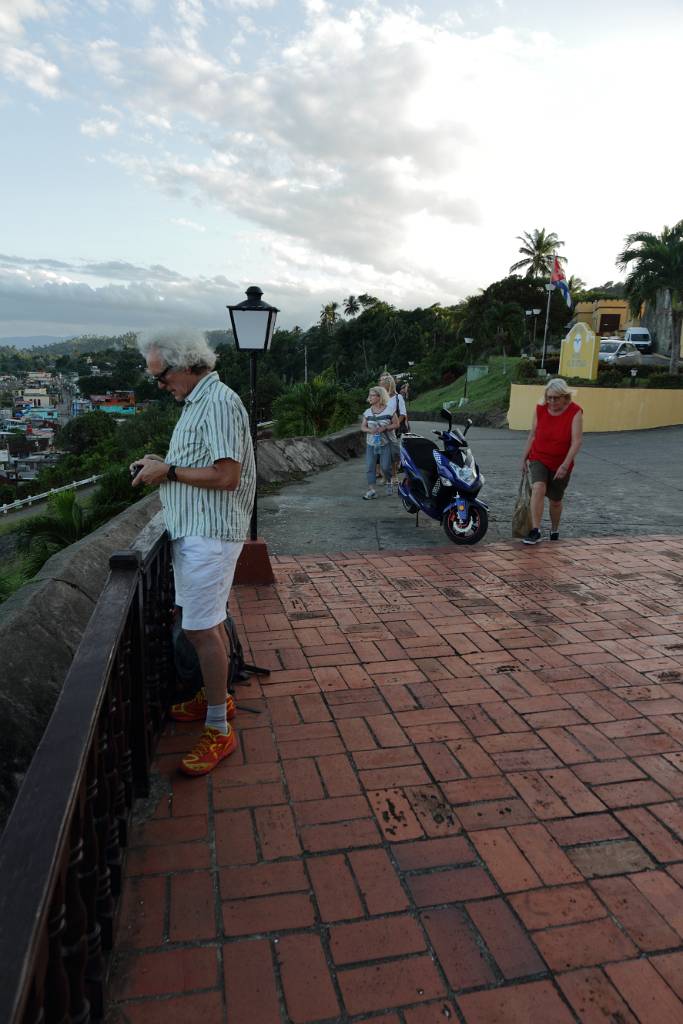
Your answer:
[232,309,271,350]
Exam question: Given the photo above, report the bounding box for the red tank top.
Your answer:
[528,401,581,472]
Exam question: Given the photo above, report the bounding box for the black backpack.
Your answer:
[172,606,270,698]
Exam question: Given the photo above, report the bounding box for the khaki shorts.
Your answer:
[528,460,572,502]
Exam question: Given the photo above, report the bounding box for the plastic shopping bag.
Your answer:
[512,468,532,538]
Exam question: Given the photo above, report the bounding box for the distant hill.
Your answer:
[0,336,67,349]
[0,333,139,356]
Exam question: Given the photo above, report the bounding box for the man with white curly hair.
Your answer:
[132,328,255,776]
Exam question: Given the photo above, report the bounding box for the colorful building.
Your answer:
[572,299,636,338]
[89,391,136,416]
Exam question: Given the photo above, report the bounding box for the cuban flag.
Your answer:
[551,255,572,308]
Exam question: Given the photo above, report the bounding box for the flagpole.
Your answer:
[540,253,554,370]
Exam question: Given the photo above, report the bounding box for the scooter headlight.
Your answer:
[450,462,476,484]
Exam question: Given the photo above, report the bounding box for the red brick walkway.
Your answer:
[109,537,683,1023]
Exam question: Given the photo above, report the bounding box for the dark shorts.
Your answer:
[528,460,572,501]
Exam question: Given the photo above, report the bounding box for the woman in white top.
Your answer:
[361,385,399,499]
[378,373,407,485]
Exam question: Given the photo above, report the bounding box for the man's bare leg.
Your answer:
[184,625,229,707]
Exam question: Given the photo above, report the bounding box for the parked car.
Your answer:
[598,340,642,367]
[623,327,652,353]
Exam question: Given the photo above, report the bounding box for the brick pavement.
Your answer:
[108,536,683,1023]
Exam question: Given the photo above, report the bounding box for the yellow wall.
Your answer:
[508,384,683,432]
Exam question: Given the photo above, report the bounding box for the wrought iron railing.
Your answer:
[0,512,174,1024]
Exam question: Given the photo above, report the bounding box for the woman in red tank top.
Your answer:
[519,378,583,544]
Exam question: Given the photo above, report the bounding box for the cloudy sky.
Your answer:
[1,0,682,338]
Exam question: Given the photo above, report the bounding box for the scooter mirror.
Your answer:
[440,406,453,430]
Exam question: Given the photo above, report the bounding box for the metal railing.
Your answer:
[0,514,174,1023]
[0,476,104,515]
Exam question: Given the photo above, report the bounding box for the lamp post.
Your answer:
[227,285,279,545]
[525,309,541,354]
[463,337,474,401]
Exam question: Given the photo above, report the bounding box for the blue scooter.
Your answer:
[398,408,489,545]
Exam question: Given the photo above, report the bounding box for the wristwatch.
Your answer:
[167,464,178,481]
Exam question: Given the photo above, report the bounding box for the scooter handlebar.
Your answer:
[432,430,443,437]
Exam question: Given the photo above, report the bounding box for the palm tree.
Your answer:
[319,302,339,330]
[510,228,566,278]
[567,275,587,298]
[16,490,93,575]
[617,222,683,373]
[272,374,344,437]
[343,295,360,317]
[357,294,379,309]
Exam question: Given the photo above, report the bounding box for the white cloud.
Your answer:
[87,38,122,79]
[171,217,206,232]
[138,110,172,130]
[174,0,206,48]
[80,117,119,137]
[1,45,60,96]
[0,0,50,40]
[2,1,683,335]
[223,0,275,7]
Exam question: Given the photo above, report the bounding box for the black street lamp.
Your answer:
[463,337,474,401]
[227,285,279,543]
[525,308,541,354]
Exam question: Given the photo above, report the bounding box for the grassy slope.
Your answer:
[410,356,522,413]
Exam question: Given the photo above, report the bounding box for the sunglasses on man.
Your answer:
[150,366,172,383]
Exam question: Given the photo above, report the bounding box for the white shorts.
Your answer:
[171,536,243,631]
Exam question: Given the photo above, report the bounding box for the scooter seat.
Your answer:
[401,436,438,473]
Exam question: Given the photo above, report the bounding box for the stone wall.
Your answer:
[256,426,364,484]
[0,428,363,829]
[0,493,161,830]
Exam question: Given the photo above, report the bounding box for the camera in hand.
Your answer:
[131,463,143,479]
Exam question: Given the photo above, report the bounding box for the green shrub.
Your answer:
[0,563,27,603]
[515,358,538,382]
[273,375,353,437]
[644,372,682,388]
[596,367,626,388]
[88,465,147,527]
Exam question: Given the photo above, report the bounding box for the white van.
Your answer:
[624,327,651,353]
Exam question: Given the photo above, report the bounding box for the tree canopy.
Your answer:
[510,228,566,278]
[617,220,683,373]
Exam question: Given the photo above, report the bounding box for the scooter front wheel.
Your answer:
[443,504,488,545]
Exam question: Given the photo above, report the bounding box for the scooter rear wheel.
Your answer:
[443,504,488,545]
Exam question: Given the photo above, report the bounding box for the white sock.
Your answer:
[205,703,228,734]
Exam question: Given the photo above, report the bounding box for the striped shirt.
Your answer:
[160,371,255,542]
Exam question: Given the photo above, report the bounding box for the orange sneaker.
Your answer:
[169,688,236,722]
[179,726,237,776]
